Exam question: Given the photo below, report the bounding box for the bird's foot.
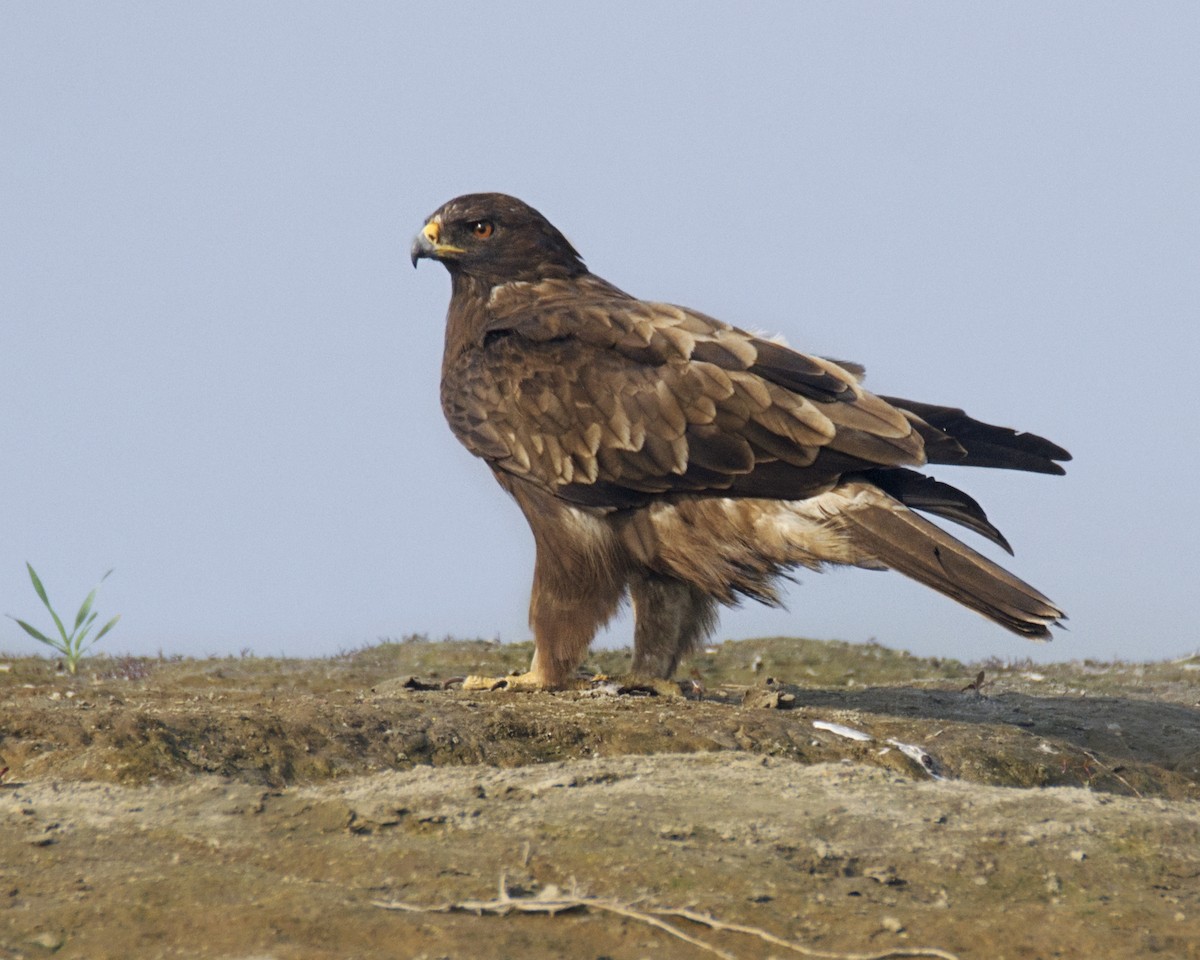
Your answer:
[455,671,686,696]
[458,671,589,693]
[587,674,686,698]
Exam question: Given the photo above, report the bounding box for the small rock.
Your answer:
[881,916,905,934]
[30,930,66,951]
[1069,849,1087,862]
[866,867,905,886]
[742,689,794,710]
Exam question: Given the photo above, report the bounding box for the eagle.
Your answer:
[411,193,1069,691]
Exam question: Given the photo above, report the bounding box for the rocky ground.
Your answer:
[1,636,1198,959]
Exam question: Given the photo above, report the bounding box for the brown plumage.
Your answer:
[412,193,1070,689]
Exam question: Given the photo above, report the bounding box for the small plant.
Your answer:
[8,563,121,675]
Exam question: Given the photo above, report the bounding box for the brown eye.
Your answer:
[471,220,494,239]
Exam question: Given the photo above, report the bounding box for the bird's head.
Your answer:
[411,193,587,284]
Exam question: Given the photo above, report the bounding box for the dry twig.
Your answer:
[373,876,961,960]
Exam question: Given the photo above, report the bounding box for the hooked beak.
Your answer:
[410,219,464,268]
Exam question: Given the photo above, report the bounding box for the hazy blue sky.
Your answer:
[3,4,1197,665]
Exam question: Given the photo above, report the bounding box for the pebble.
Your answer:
[30,931,66,950]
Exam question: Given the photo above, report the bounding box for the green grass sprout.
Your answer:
[8,563,121,674]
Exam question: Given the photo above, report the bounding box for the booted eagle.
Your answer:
[412,193,1069,690]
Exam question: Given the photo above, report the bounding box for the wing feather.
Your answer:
[443,278,928,506]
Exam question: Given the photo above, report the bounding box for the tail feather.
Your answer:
[857,467,1013,554]
[833,487,1065,639]
[881,396,1072,475]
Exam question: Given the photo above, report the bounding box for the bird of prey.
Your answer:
[411,193,1069,691]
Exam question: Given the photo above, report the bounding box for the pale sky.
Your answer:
[3,3,1198,665]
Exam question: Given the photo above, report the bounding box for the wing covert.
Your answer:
[443,282,927,508]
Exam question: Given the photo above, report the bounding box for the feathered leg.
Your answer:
[525,543,625,687]
[462,542,624,691]
[464,476,626,691]
[629,572,719,678]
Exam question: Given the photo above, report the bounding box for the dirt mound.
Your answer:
[2,638,1198,958]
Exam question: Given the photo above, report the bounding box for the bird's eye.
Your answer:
[471,220,495,239]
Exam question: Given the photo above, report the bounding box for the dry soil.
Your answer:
[1,637,1198,959]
